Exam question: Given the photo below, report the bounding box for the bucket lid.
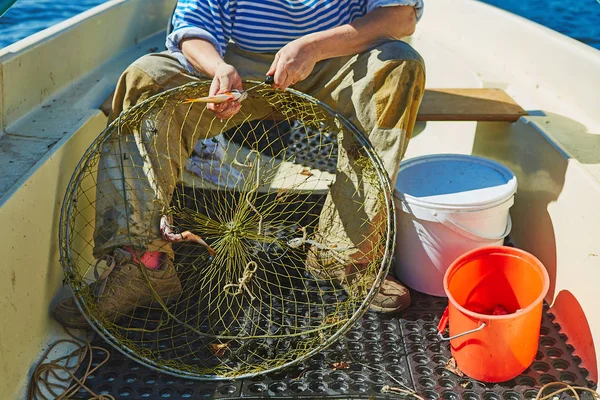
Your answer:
[394,154,517,210]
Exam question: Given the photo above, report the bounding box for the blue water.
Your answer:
[0,0,106,48]
[482,0,600,50]
[0,0,599,50]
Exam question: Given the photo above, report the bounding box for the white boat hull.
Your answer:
[0,0,599,396]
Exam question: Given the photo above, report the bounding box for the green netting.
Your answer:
[59,80,395,379]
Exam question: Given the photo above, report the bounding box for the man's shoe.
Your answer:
[305,247,411,314]
[53,296,89,330]
[53,248,182,329]
[364,275,411,314]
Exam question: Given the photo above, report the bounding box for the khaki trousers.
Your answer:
[93,42,425,261]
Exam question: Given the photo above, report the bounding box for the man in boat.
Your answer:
[54,0,425,328]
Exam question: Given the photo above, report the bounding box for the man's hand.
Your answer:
[265,6,416,82]
[267,38,319,90]
[207,62,243,119]
[181,39,244,119]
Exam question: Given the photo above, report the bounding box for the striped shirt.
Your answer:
[166,0,424,72]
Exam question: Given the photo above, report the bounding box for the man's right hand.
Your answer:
[207,62,243,120]
[180,39,243,119]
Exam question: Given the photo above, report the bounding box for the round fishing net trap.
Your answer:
[59,80,395,379]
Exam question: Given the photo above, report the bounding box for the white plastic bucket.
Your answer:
[394,154,517,296]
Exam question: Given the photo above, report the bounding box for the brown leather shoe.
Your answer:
[53,248,182,328]
[305,247,411,314]
[53,296,89,330]
[366,275,411,313]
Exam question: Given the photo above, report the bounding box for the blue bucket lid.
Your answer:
[394,154,517,210]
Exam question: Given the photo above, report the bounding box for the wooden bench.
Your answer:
[416,88,527,122]
[100,88,527,122]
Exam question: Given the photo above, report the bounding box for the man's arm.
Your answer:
[308,6,416,62]
[181,38,242,119]
[267,6,417,90]
[181,38,228,78]
[168,0,240,119]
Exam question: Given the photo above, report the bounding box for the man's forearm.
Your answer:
[180,37,243,117]
[303,6,416,62]
[181,38,225,77]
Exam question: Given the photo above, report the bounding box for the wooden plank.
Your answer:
[417,88,528,122]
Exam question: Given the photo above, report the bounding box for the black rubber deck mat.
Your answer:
[225,118,339,174]
[73,288,596,399]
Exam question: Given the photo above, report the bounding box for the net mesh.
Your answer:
[59,80,395,379]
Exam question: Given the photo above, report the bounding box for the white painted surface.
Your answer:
[0,0,599,396]
[0,0,174,202]
[0,0,176,397]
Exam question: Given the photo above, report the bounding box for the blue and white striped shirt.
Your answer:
[166,0,424,73]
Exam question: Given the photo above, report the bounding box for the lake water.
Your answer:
[1,0,599,50]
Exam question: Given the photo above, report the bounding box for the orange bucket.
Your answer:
[438,246,550,382]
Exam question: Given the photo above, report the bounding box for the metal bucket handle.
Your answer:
[437,307,487,342]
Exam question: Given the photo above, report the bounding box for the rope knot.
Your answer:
[224,261,258,301]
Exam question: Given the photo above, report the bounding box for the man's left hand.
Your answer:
[267,38,319,90]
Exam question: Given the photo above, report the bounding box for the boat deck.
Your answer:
[71,289,595,399]
[56,126,595,399]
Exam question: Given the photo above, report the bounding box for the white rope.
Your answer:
[223,261,258,301]
[287,227,352,252]
[233,150,263,235]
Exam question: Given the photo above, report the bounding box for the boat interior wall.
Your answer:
[0,116,105,397]
[550,291,598,384]
[421,0,600,123]
[0,0,175,396]
[0,0,176,202]
[0,0,175,132]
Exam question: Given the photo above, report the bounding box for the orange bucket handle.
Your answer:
[437,307,487,342]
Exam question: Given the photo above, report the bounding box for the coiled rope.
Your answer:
[27,328,114,400]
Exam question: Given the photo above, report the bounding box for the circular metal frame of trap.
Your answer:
[58,80,397,380]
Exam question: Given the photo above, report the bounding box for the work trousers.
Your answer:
[92,42,425,262]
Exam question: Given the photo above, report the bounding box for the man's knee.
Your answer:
[126,52,188,88]
[375,40,425,70]
[111,52,192,118]
[369,42,425,131]
[371,40,426,96]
